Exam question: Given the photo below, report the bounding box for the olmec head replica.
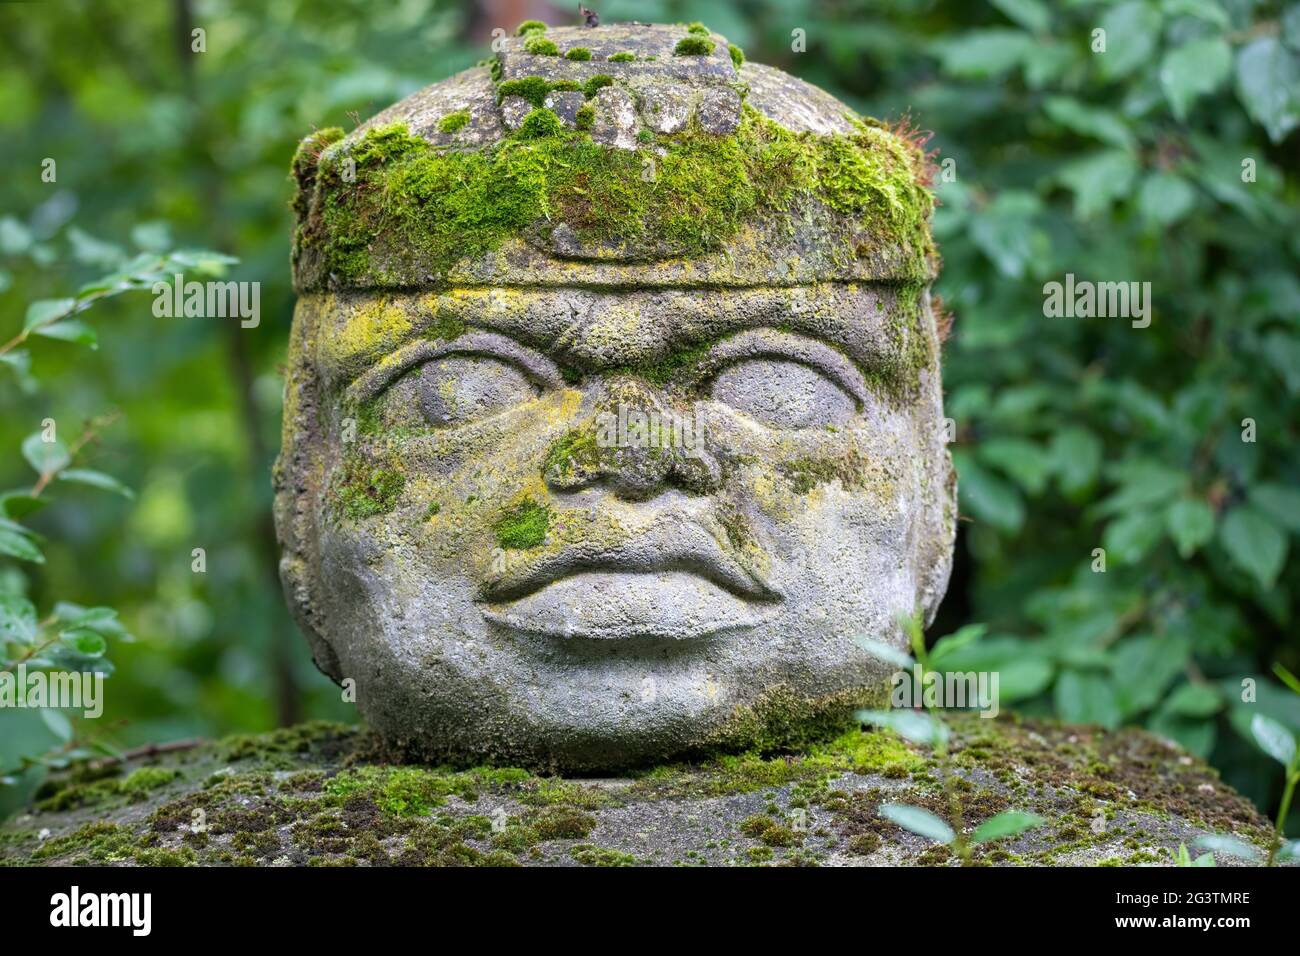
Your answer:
[276,20,956,769]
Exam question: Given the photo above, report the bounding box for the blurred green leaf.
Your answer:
[1165,497,1215,558]
[1097,2,1163,80]
[990,0,1049,34]
[59,628,107,658]
[1235,37,1300,142]
[856,709,949,748]
[1163,683,1223,718]
[1055,669,1121,727]
[879,803,954,843]
[1250,713,1297,767]
[31,319,97,348]
[954,451,1025,533]
[1160,38,1231,120]
[58,469,134,499]
[0,528,43,564]
[934,28,1036,78]
[38,709,72,743]
[1059,150,1138,219]
[1103,511,1165,564]
[853,636,915,669]
[978,438,1052,495]
[1219,506,1287,588]
[20,432,69,476]
[0,594,38,644]
[22,298,75,333]
[1138,172,1197,227]
[0,217,33,255]
[970,810,1044,844]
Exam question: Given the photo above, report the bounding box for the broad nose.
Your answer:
[543,378,721,500]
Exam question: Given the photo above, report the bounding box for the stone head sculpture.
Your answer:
[275,21,955,770]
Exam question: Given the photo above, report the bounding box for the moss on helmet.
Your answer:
[293,100,935,289]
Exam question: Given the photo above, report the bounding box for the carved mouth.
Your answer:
[478,539,782,641]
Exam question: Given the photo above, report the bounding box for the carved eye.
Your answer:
[407,355,539,426]
[710,358,856,429]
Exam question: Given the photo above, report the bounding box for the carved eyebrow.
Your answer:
[702,328,870,406]
[346,329,565,403]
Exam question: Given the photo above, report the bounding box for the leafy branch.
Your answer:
[856,615,1045,865]
[0,235,236,802]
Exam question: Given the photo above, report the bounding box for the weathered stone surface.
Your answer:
[542,90,586,128]
[696,87,741,134]
[499,95,532,130]
[637,82,693,134]
[589,85,640,149]
[496,23,737,86]
[0,718,1280,867]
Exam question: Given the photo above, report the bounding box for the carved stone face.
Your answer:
[276,22,955,768]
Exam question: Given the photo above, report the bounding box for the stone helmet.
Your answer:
[276,20,955,770]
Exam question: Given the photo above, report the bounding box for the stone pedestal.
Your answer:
[0,716,1275,867]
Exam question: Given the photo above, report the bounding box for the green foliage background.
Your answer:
[1,0,1297,824]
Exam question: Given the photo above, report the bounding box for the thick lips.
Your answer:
[477,533,782,641]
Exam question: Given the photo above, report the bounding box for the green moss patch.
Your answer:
[565,47,592,61]
[674,36,715,56]
[332,459,405,520]
[524,36,559,56]
[517,107,563,139]
[582,74,613,97]
[571,844,637,866]
[494,499,550,549]
[437,110,470,133]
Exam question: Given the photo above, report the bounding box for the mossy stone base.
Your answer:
[0,716,1279,867]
